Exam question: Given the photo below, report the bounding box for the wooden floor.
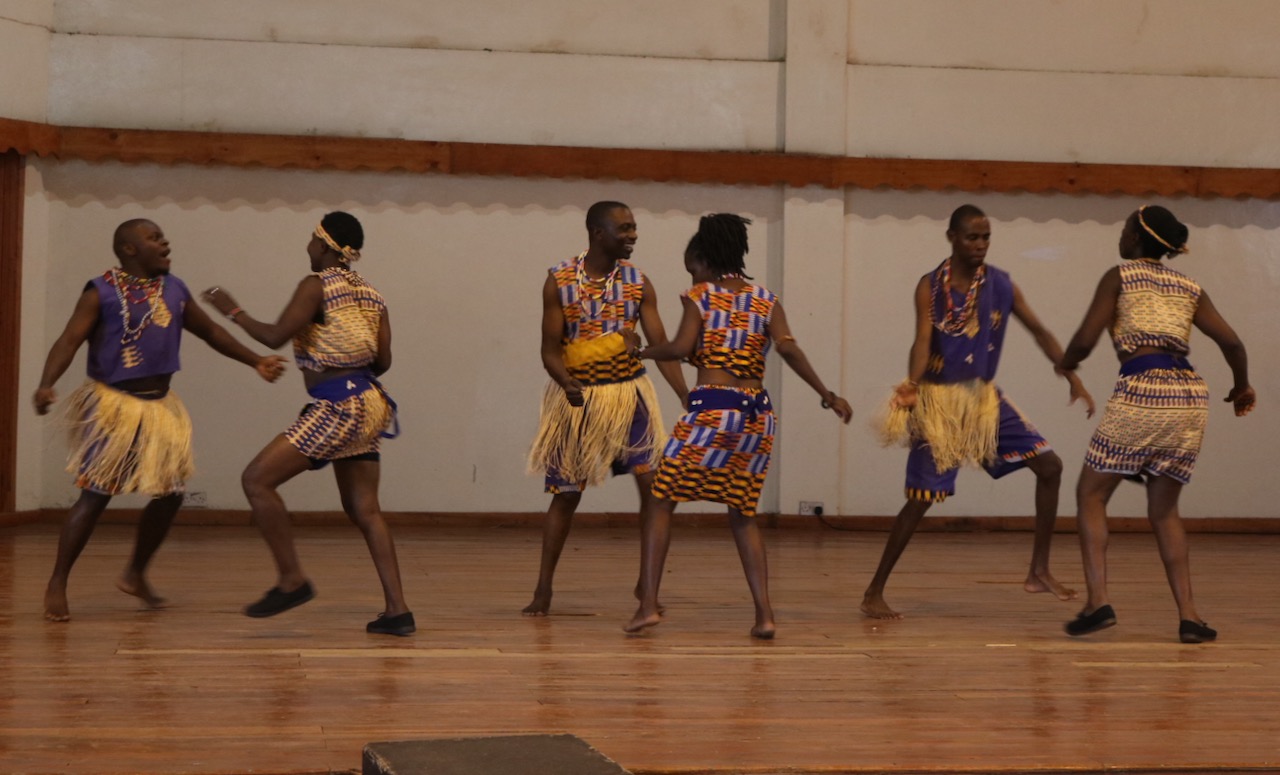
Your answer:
[1,521,1277,775]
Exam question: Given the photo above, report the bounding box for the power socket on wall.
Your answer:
[799,501,824,517]
[183,491,208,508]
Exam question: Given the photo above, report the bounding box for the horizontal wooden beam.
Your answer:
[3,117,1279,198]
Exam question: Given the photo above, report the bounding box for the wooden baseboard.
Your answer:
[19,508,1280,533]
[0,510,42,527]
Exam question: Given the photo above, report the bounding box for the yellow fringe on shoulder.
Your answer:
[562,332,626,370]
[527,375,666,487]
[63,381,194,496]
[876,380,1000,471]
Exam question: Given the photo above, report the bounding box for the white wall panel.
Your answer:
[850,0,1280,79]
[2,0,53,27]
[53,0,779,61]
[0,11,52,121]
[848,65,1280,167]
[48,35,782,150]
[16,159,52,511]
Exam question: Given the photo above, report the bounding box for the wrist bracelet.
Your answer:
[225,307,243,321]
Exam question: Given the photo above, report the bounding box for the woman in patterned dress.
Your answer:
[203,212,413,635]
[1060,205,1255,643]
[623,214,852,638]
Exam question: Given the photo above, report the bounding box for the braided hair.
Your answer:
[1133,205,1188,259]
[687,213,753,280]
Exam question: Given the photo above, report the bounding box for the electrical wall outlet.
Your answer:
[799,501,824,516]
[183,490,208,508]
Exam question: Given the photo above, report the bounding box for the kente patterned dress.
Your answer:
[651,282,777,517]
[528,255,666,492]
[285,267,396,463]
[880,260,1049,503]
[65,269,195,496]
[1085,260,1208,483]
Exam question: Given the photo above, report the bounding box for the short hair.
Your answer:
[112,218,153,258]
[320,211,364,251]
[1134,205,1188,259]
[687,213,753,280]
[948,204,987,232]
[585,201,629,233]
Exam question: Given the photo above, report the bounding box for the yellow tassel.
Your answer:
[528,375,666,487]
[63,381,194,496]
[875,380,999,471]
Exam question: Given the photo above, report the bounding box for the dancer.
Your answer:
[624,213,852,639]
[33,218,286,621]
[202,211,414,635]
[524,201,688,615]
[863,204,1094,620]
[1061,205,1254,643]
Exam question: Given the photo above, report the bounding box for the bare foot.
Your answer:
[1024,571,1078,601]
[750,621,776,640]
[860,592,904,620]
[624,607,663,634]
[44,585,71,622]
[522,592,551,616]
[116,574,170,609]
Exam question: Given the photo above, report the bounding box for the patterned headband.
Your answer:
[315,223,361,263]
[1137,205,1188,255]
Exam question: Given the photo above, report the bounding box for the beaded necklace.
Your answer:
[575,251,621,322]
[108,268,167,343]
[935,260,986,336]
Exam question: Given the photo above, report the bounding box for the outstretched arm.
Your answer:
[539,273,584,406]
[34,288,100,415]
[183,300,286,382]
[768,302,851,423]
[635,276,689,404]
[1012,281,1095,418]
[202,277,323,350]
[1061,267,1120,371]
[1192,289,1254,416]
[639,295,701,362]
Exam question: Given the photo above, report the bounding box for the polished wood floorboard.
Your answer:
[0,523,1277,775]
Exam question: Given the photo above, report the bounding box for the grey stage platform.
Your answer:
[363,733,631,775]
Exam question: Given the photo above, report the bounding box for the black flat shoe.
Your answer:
[244,582,316,618]
[1065,604,1117,636]
[367,611,416,636]
[1179,619,1217,643]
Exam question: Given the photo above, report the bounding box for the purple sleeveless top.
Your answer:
[86,270,191,385]
[926,262,1014,384]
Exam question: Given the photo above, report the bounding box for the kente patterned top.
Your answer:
[86,269,190,385]
[1111,260,1200,355]
[551,255,646,384]
[686,282,777,380]
[293,267,386,372]
[926,261,1013,384]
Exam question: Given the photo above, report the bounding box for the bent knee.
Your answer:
[1034,452,1064,480]
[241,466,275,499]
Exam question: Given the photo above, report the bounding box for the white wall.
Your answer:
[15,158,51,511]
[0,1,53,121]
[11,1,1280,517]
